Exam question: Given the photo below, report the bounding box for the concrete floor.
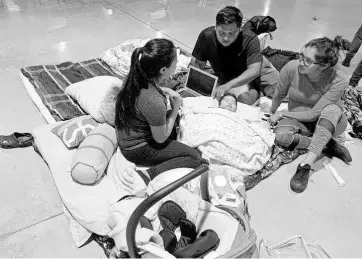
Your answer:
[0,0,362,257]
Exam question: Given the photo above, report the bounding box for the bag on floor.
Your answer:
[243,16,277,36]
[258,235,332,258]
[262,46,300,72]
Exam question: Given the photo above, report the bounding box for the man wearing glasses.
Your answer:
[191,6,263,105]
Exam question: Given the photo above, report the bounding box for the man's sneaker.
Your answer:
[290,164,312,193]
[324,138,352,164]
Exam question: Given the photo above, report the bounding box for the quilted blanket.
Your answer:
[100,38,192,78]
[179,106,275,175]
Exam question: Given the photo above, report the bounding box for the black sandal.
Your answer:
[0,132,34,149]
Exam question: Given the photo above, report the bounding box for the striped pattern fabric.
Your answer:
[20,46,192,123]
[21,58,121,122]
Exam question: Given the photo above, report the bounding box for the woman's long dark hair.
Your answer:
[115,38,176,133]
[305,36,351,67]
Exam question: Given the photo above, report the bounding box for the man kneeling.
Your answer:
[191,6,263,105]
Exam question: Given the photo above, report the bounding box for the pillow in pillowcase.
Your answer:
[65,76,123,126]
[70,123,118,185]
[51,115,99,148]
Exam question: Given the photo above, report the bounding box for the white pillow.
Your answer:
[65,76,123,126]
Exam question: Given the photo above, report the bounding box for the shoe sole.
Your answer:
[290,185,307,193]
[0,142,33,149]
[338,145,352,164]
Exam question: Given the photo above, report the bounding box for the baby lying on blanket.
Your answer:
[179,95,275,175]
[216,93,271,130]
[218,93,238,113]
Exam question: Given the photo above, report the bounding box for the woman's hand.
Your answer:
[115,167,135,193]
[170,92,183,110]
[269,111,284,127]
[160,87,173,96]
[161,87,183,110]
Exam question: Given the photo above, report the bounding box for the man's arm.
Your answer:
[225,62,261,89]
[191,30,208,69]
[222,34,262,89]
[190,58,207,70]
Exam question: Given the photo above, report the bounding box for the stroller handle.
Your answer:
[126,164,210,258]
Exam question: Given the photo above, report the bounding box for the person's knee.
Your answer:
[321,104,342,118]
[188,148,202,166]
[273,125,300,134]
[237,91,259,105]
[274,131,294,147]
[319,104,343,133]
[273,125,303,147]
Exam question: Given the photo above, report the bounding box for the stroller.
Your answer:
[124,165,259,258]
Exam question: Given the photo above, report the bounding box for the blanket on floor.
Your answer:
[179,106,275,175]
[21,59,187,122]
[100,38,192,77]
[20,58,119,121]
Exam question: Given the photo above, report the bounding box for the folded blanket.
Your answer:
[100,39,150,78]
[100,39,191,78]
[179,106,275,175]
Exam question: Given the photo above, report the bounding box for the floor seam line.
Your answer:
[100,0,192,51]
[0,212,64,242]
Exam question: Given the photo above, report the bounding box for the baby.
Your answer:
[218,93,237,112]
[219,93,270,130]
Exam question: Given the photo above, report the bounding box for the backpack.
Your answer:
[262,46,300,72]
[243,16,277,37]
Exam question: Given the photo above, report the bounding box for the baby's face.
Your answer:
[219,96,237,112]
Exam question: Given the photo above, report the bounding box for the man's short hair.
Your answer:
[216,6,243,28]
[219,93,237,105]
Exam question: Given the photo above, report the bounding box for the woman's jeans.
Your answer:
[122,139,202,180]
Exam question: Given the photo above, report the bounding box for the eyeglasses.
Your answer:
[299,52,323,67]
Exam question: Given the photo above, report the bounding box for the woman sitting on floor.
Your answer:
[268,36,352,193]
[115,38,202,185]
